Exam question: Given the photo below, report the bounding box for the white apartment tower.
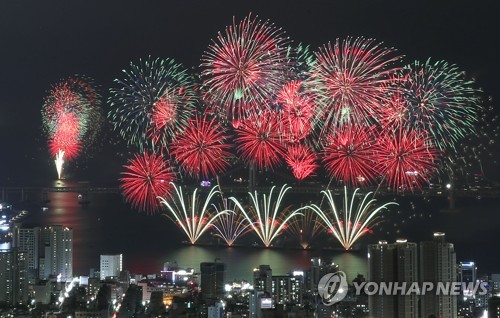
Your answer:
[41,225,73,282]
[100,254,123,280]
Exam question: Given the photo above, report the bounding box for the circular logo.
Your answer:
[318,271,348,305]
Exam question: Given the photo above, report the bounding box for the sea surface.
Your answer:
[7,181,500,282]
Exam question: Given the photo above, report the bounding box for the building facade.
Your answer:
[99,254,123,280]
[420,232,457,318]
[368,239,419,318]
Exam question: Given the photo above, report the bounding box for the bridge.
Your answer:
[1,183,498,204]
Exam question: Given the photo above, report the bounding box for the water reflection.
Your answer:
[148,245,367,282]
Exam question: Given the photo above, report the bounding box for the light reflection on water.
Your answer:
[152,245,367,282]
[18,184,500,279]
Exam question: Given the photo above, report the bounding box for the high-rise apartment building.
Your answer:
[40,225,73,282]
[458,261,477,299]
[253,265,272,294]
[420,232,457,318]
[200,261,225,302]
[368,239,419,318]
[0,248,29,305]
[271,272,304,306]
[11,224,40,279]
[100,254,123,280]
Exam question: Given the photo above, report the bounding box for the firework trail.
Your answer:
[211,198,253,246]
[286,209,325,249]
[307,187,397,250]
[42,77,102,179]
[108,57,196,151]
[159,183,227,244]
[375,126,439,191]
[120,152,176,213]
[396,59,481,152]
[229,185,303,247]
[170,116,232,178]
[322,124,379,186]
[201,14,290,125]
[284,144,318,180]
[234,111,285,170]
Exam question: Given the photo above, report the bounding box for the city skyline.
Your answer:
[0,2,499,316]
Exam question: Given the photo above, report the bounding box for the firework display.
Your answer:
[286,209,325,249]
[170,116,232,178]
[159,183,227,244]
[284,144,318,180]
[42,77,102,179]
[229,185,303,247]
[375,127,439,191]
[322,124,379,186]
[40,14,495,252]
[277,81,317,143]
[445,97,499,179]
[396,59,481,152]
[310,37,401,132]
[201,14,290,124]
[307,187,398,250]
[211,198,253,246]
[108,57,196,151]
[234,111,286,170]
[120,152,176,213]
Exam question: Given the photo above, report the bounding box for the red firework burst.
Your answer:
[375,127,439,191]
[277,81,317,142]
[48,112,82,160]
[235,111,285,169]
[148,87,194,148]
[170,116,232,178]
[312,37,401,132]
[322,125,379,186]
[201,14,290,122]
[284,144,318,180]
[120,152,176,213]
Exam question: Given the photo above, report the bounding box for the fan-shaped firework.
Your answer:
[159,183,227,244]
[201,14,290,123]
[397,59,481,151]
[277,81,317,142]
[322,125,379,186]
[108,57,196,150]
[284,144,318,180]
[42,77,102,178]
[229,185,303,247]
[120,152,176,213]
[235,111,285,170]
[375,127,439,191]
[307,187,397,250]
[311,37,401,132]
[170,116,232,178]
[211,198,253,246]
[286,209,325,249]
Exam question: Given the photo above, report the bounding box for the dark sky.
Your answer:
[0,0,499,184]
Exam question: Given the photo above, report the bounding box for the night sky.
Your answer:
[0,0,499,184]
